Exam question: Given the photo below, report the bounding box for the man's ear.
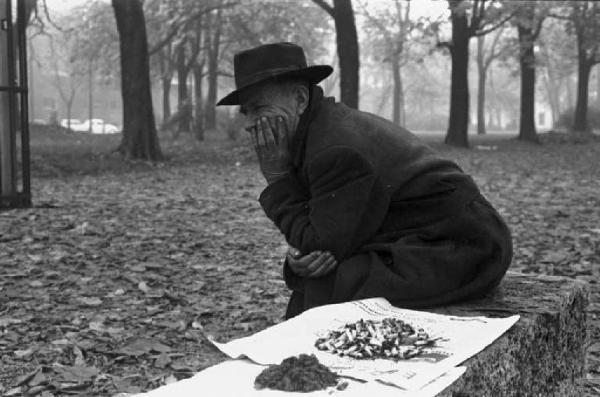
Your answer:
[293,85,309,116]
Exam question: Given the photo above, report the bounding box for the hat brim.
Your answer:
[216,65,333,106]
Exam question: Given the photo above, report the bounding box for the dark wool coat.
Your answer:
[259,86,513,319]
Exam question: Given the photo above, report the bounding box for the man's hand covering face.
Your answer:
[250,116,292,184]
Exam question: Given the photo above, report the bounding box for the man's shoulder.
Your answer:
[305,100,434,161]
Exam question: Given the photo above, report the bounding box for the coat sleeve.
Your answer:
[259,146,390,262]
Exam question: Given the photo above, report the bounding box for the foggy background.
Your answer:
[28,0,598,137]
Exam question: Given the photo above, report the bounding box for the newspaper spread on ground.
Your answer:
[134,359,467,397]
[209,298,519,391]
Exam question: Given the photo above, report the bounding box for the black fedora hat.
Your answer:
[217,42,333,106]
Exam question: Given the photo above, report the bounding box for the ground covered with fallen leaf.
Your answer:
[1,126,599,396]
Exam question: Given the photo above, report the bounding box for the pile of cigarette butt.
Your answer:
[254,354,344,392]
[315,318,439,360]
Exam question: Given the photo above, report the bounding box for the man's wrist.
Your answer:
[264,170,290,184]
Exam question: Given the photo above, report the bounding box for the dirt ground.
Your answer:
[1,126,599,396]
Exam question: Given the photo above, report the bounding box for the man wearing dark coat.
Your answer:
[217,42,513,320]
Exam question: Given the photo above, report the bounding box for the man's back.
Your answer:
[300,88,474,205]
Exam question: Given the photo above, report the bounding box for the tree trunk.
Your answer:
[389,56,406,127]
[23,0,36,24]
[333,0,359,109]
[542,70,559,125]
[88,59,93,133]
[376,83,391,115]
[596,64,600,105]
[476,35,486,135]
[445,6,470,147]
[112,0,162,161]
[162,75,171,124]
[28,42,35,120]
[487,65,497,129]
[66,95,74,129]
[158,46,172,123]
[193,61,205,140]
[205,7,222,130]
[566,73,574,110]
[392,55,400,125]
[176,44,190,133]
[517,22,539,143]
[573,59,591,133]
[398,65,405,127]
[540,44,560,125]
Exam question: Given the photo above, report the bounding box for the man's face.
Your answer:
[239,82,300,137]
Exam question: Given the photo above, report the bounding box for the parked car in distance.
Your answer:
[60,119,82,129]
[69,119,120,134]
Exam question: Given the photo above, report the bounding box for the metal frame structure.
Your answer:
[0,0,31,209]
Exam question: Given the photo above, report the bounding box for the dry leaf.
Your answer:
[138,281,150,293]
[154,352,171,369]
[77,297,103,306]
[53,364,99,383]
[164,374,178,385]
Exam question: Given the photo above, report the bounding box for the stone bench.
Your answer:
[431,271,589,397]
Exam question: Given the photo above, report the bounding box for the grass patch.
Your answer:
[28,124,253,178]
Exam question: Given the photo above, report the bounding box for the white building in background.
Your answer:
[534,101,553,131]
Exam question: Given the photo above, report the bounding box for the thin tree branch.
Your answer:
[547,12,570,21]
[474,10,516,37]
[483,25,504,70]
[312,0,335,18]
[148,2,237,55]
[436,41,452,51]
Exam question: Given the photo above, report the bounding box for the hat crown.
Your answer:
[217,42,332,106]
[233,42,308,89]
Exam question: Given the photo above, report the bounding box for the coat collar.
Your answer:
[290,85,324,169]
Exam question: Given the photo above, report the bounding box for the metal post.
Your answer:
[17,0,30,199]
[0,0,31,209]
[0,0,14,196]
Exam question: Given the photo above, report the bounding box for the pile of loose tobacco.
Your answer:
[315,318,439,360]
[254,354,345,392]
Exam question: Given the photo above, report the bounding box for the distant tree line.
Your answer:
[26,0,600,160]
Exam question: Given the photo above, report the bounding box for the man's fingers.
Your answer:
[256,119,267,148]
[287,247,301,259]
[267,117,280,145]
[300,251,321,268]
[276,116,288,146]
[308,257,337,278]
[306,252,330,273]
[250,126,261,156]
[288,251,319,275]
[287,250,338,278]
[260,117,276,148]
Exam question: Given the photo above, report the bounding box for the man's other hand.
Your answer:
[286,248,337,278]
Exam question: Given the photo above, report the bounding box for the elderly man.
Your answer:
[217,42,512,319]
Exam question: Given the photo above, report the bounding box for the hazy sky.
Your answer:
[44,0,449,19]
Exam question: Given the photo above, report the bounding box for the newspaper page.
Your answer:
[134,359,467,397]
[209,298,519,391]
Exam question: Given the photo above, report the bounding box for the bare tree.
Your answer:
[204,7,223,130]
[436,0,515,147]
[569,1,600,133]
[112,0,162,160]
[475,26,507,135]
[514,1,549,143]
[312,0,360,108]
[360,0,415,126]
[47,36,83,128]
